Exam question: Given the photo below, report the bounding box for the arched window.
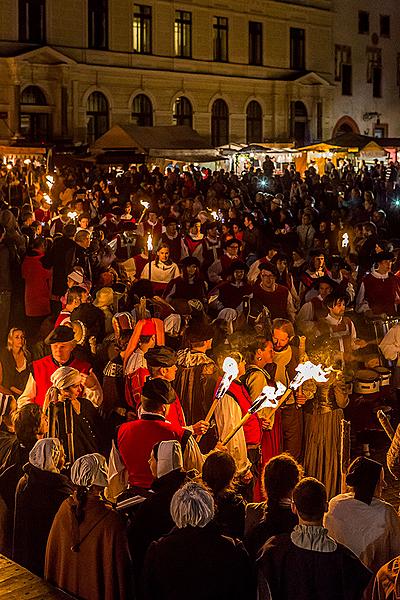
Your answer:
[20,85,50,142]
[86,91,109,144]
[211,99,229,146]
[173,96,193,127]
[131,94,153,126]
[246,100,262,143]
[21,85,47,106]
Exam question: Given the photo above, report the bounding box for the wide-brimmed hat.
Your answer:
[45,325,75,345]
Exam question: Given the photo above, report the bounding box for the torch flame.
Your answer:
[44,194,52,205]
[249,381,287,413]
[342,232,349,248]
[211,211,218,221]
[141,200,150,209]
[147,232,153,252]
[290,361,330,390]
[68,211,78,220]
[214,357,239,400]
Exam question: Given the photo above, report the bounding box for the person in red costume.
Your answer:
[18,326,102,409]
[214,350,263,501]
[144,346,209,437]
[117,378,203,493]
[241,336,281,500]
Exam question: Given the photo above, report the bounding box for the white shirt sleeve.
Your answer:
[355,282,369,313]
[380,325,400,361]
[17,373,37,408]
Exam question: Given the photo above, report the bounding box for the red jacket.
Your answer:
[118,415,189,488]
[32,355,91,407]
[21,252,51,317]
[221,379,262,446]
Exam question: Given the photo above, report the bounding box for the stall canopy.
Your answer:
[92,124,226,163]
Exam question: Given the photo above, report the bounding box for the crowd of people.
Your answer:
[1,155,400,598]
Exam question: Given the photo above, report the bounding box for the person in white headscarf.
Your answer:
[127,440,187,595]
[13,437,73,577]
[45,453,134,600]
[44,366,106,462]
[144,482,255,600]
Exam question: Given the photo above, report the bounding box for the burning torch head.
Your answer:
[249,381,287,413]
[141,200,150,210]
[291,361,330,390]
[222,356,239,380]
[147,232,153,252]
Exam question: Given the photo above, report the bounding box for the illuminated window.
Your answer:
[211,99,229,146]
[86,92,109,144]
[175,11,192,58]
[19,0,46,43]
[133,5,152,53]
[132,94,153,126]
[213,17,228,62]
[20,86,50,141]
[173,97,193,127]
[88,0,108,49]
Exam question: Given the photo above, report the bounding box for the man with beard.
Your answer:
[272,319,307,461]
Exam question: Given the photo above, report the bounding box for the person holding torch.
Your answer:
[140,242,180,294]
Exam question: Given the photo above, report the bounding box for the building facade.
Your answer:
[0,0,334,147]
[332,0,400,138]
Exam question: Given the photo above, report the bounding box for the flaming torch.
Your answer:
[221,361,330,445]
[138,200,150,224]
[196,357,239,443]
[222,382,286,445]
[147,232,153,282]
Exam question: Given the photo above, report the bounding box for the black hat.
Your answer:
[314,275,337,289]
[164,216,178,226]
[186,321,214,343]
[374,251,394,263]
[142,378,175,405]
[346,456,383,505]
[145,346,177,367]
[225,238,241,248]
[258,262,278,277]
[45,325,75,345]
[205,221,218,231]
[180,256,200,269]
[229,260,249,274]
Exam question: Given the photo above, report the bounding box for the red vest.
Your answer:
[363,273,399,315]
[224,379,262,446]
[117,416,187,488]
[32,355,91,407]
[252,283,290,319]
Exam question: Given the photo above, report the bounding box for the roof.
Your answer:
[92,124,214,153]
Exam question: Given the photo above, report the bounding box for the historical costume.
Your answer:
[13,438,73,576]
[45,453,134,600]
[303,368,348,499]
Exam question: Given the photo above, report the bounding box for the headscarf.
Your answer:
[155,440,183,478]
[170,482,214,529]
[44,366,82,412]
[29,438,62,473]
[50,366,81,390]
[346,456,383,505]
[71,453,108,488]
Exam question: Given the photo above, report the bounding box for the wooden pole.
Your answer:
[340,419,351,493]
[221,387,293,446]
[377,410,395,441]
